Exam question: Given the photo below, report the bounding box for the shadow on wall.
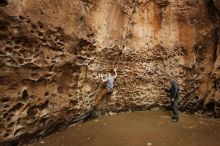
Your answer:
[204,0,220,20]
[0,0,8,7]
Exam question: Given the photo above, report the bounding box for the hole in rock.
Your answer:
[41,100,49,109]
[40,39,47,44]
[18,15,25,20]
[49,65,54,71]
[24,59,32,62]
[38,32,43,36]
[0,0,8,7]
[15,37,25,44]
[38,22,44,29]
[5,47,12,52]
[87,33,94,38]
[27,20,31,23]
[200,67,205,72]
[57,42,64,46]
[55,37,59,42]
[31,24,37,29]
[1,96,10,102]
[17,118,24,124]
[3,112,8,118]
[70,99,78,106]
[14,45,20,49]
[57,87,64,94]
[44,92,49,96]
[31,73,40,79]
[27,107,38,117]
[18,58,24,64]
[21,89,28,99]
[4,104,10,108]
[6,114,15,122]
[6,59,17,65]
[194,96,200,100]
[10,102,24,112]
[29,95,37,98]
[4,133,9,137]
[7,122,14,128]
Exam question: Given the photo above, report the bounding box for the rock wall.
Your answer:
[0,0,220,145]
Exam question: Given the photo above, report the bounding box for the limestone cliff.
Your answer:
[0,0,220,145]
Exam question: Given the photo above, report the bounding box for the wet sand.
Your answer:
[28,111,220,146]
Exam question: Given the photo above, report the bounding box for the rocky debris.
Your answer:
[0,0,219,145]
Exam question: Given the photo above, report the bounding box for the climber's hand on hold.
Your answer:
[100,74,107,82]
[100,74,103,80]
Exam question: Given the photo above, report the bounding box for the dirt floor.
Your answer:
[27,111,220,146]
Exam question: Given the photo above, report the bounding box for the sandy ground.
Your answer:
[27,111,220,146]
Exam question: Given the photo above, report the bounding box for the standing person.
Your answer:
[170,79,179,122]
[94,68,117,107]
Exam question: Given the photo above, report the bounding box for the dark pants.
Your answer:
[171,98,179,121]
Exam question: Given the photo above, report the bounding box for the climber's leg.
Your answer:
[95,87,113,107]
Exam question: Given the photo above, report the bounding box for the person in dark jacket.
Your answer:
[170,79,179,122]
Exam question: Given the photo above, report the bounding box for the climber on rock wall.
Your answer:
[94,68,117,107]
[78,68,118,121]
[170,79,179,122]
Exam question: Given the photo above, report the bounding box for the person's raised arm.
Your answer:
[113,68,117,78]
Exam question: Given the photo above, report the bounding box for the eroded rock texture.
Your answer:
[0,0,220,145]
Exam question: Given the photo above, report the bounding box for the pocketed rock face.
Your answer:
[0,0,220,145]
